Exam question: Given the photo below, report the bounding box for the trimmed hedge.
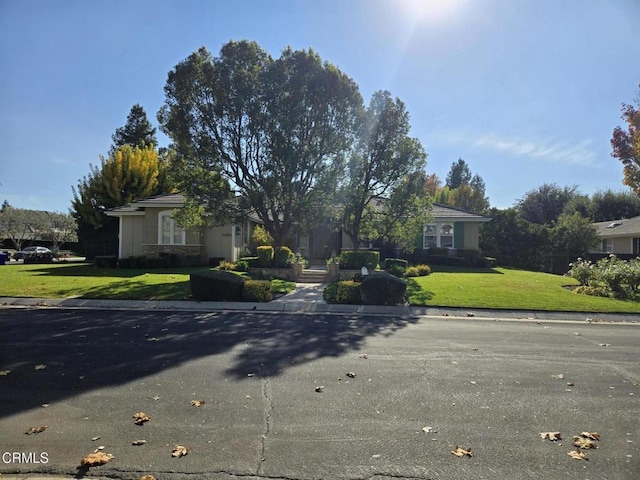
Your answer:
[384,258,409,270]
[95,255,118,268]
[360,272,406,305]
[242,280,273,302]
[190,270,244,301]
[239,256,260,268]
[339,250,380,269]
[257,246,274,268]
[336,280,361,304]
[323,283,338,303]
[274,246,294,268]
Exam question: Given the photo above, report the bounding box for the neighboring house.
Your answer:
[106,193,259,262]
[591,216,640,255]
[107,195,492,262]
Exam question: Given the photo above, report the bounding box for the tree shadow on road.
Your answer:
[0,308,418,418]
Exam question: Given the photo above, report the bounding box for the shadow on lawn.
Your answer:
[429,265,503,274]
[0,308,418,418]
[26,263,209,278]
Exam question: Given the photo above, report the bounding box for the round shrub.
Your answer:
[336,280,361,304]
[256,246,274,268]
[274,246,294,268]
[235,259,249,272]
[242,280,273,302]
[323,283,338,303]
[360,272,407,305]
[386,264,406,278]
[405,264,431,277]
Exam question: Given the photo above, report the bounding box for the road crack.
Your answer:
[257,376,274,475]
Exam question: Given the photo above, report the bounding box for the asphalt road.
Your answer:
[0,308,639,480]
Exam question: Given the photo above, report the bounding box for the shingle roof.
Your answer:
[431,203,492,222]
[593,215,640,237]
[106,193,187,215]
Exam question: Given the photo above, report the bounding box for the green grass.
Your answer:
[0,263,295,301]
[407,266,640,313]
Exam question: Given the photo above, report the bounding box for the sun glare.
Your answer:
[397,0,468,23]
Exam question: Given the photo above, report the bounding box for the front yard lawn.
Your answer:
[407,266,640,313]
[0,263,294,301]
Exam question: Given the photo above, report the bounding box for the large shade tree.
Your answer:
[337,90,429,251]
[611,83,640,195]
[157,41,363,246]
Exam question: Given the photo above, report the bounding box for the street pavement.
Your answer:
[0,305,639,480]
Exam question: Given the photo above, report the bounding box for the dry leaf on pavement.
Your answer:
[139,476,156,480]
[346,372,357,378]
[567,450,588,460]
[133,412,150,425]
[190,400,205,407]
[34,364,47,370]
[573,435,597,449]
[451,446,473,457]
[315,386,324,393]
[132,440,147,446]
[25,425,47,435]
[0,370,10,376]
[580,432,600,441]
[551,374,564,379]
[539,431,561,441]
[80,452,114,467]
[172,445,190,457]
[422,426,436,433]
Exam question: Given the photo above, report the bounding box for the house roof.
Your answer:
[593,215,640,238]
[431,203,492,222]
[105,193,186,216]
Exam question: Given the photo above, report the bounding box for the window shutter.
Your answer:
[454,223,465,249]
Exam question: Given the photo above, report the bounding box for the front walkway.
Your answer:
[272,283,326,303]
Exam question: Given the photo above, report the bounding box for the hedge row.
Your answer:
[324,272,407,305]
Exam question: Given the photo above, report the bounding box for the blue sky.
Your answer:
[1,0,639,213]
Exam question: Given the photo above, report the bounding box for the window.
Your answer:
[423,223,455,249]
[633,238,640,255]
[601,238,612,254]
[159,211,185,245]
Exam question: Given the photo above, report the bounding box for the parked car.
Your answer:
[13,246,52,260]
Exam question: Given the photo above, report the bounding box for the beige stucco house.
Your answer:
[106,193,257,262]
[106,195,491,262]
[591,216,640,255]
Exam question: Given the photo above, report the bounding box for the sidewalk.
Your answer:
[1,284,639,323]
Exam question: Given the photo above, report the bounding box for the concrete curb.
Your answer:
[1,296,638,324]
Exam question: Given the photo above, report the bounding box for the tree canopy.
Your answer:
[611,83,640,195]
[0,206,76,251]
[110,104,157,155]
[517,183,578,225]
[157,41,363,246]
[434,159,489,213]
[338,90,429,251]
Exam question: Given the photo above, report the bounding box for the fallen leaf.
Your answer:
[315,386,324,393]
[573,435,597,449]
[80,452,114,467]
[41,404,50,408]
[94,446,105,452]
[599,343,611,347]
[139,476,156,480]
[422,426,436,433]
[0,370,11,376]
[34,364,47,370]
[359,354,368,359]
[346,372,357,378]
[451,446,473,458]
[551,374,564,379]
[580,432,600,441]
[153,395,160,401]
[190,400,205,407]
[466,312,475,317]
[247,373,256,377]
[133,412,150,425]
[91,436,101,441]
[567,450,588,460]
[132,440,147,446]
[171,445,189,457]
[25,425,47,435]
[539,431,561,441]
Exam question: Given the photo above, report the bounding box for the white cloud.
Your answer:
[429,130,596,166]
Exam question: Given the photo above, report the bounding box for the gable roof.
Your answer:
[105,193,186,216]
[593,215,640,238]
[430,203,492,222]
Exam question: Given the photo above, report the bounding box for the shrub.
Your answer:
[146,257,170,268]
[209,257,225,267]
[190,270,244,301]
[574,285,609,297]
[274,246,294,268]
[218,260,236,271]
[239,256,260,268]
[336,280,361,304]
[384,258,409,270]
[567,255,640,299]
[404,264,431,277]
[257,246,274,268]
[323,283,338,303]
[235,259,249,272]
[242,280,273,302]
[94,255,118,268]
[386,264,406,278]
[457,249,481,266]
[339,250,380,269]
[360,272,406,305]
[251,225,274,247]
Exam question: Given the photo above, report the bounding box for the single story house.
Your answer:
[106,194,492,262]
[591,216,640,255]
